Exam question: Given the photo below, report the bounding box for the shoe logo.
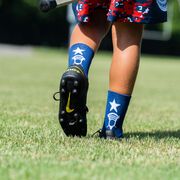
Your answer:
[66,93,75,113]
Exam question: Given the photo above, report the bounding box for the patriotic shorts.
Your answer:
[72,0,167,24]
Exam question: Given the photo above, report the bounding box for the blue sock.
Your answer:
[102,90,131,138]
[68,43,94,77]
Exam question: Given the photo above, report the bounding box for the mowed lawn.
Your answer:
[0,47,180,180]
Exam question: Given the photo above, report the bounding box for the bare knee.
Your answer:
[112,23,144,51]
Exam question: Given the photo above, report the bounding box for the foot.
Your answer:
[53,66,89,137]
[99,127,123,139]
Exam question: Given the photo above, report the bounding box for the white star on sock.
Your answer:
[73,47,85,55]
[109,99,120,113]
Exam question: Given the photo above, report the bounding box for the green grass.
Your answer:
[0,48,180,180]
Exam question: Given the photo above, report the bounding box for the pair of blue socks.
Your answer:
[68,43,131,137]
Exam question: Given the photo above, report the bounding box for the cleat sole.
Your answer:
[57,66,88,137]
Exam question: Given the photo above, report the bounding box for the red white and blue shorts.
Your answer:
[72,0,167,24]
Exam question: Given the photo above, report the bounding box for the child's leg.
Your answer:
[110,22,144,94]
[101,22,143,138]
[68,10,110,76]
[56,10,111,137]
[70,9,110,51]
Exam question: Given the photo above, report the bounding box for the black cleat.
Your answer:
[92,128,123,140]
[53,66,89,137]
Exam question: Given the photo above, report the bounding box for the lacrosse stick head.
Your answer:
[39,0,57,12]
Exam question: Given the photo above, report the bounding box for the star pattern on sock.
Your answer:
[73,47,85,55]
[109,99,120,113]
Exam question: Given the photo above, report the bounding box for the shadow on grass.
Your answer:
[125,130,180,140]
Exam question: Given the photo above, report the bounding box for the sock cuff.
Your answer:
[108,90,131,102]
[68,43,94,77]
[69,43,94,55]
[102,90,132,135]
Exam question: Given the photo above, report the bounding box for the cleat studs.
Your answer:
[61,79,65,86]
[61,88,65,94]
[69,121,76,126]
[72,89,77,94]
[79,119,83,123]
[74,80,79,87]
[60,118,64,123]
[61,111,65,115]
[74,113,78,119]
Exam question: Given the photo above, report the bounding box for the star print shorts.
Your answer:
[72,0,167,24]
